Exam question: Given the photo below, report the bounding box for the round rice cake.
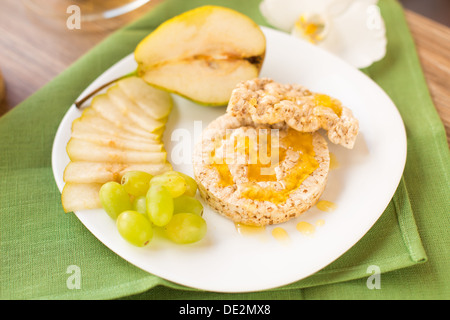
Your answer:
[193,114,330,226]
[227,78,359,149]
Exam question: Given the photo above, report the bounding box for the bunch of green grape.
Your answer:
[99,170,207,247]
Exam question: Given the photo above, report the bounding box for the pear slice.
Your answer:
[90,94,165,133]
[70,130,162,152]
[107,85,168,131]
[135,5,266,106]
[66,139,166,163]
[63,161,173,184]
[117,76,173,120]
[81,102,159,140]
[71,118,161,143]
[61,183,103,213]
[78,110,162,140]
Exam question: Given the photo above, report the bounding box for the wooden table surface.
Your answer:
[0,0,449,146]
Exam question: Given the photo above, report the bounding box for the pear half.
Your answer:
[135,5,266,106]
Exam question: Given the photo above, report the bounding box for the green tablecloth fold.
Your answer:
[1,0,449,300]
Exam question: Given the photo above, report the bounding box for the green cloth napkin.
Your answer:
[1,0,449,300]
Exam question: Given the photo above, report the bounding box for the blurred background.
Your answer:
[0,0,449,117]
[399,0,450,27]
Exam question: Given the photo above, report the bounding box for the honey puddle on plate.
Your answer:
[316,200,337,212]
[329,152,340,170]
[235,218,326,243]
[234,223,266,236]
[271,227,290,244]
[315,219,325,227]
[296,221,315,236]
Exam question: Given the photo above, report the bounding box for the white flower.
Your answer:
[260,0,387,68]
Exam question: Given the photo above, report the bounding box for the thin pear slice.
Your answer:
[72,118,162,150]
[90,94,165,133]
[70,131,163,152]
[117,76,173,120]
[107,85,168,131]
[135,5,266,105]
[61,183,102,213]
[66,139,166,163]
[63,161,173,184]
[78,108,161,140]
[72,118,161,143]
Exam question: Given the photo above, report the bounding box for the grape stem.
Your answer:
[74,70,138,109]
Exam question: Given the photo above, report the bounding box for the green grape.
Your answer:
[132,195,147,215]
[150,171,187,198]
[173,195,203,216]
[164,213,207,244]
[121,171,152,197]
[178,172,198,197]
[116,210,153,247]
[146,184,174,227]
[99,181,132,220]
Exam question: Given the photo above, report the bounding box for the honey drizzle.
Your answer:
[316,200,337,212]
[296,221,315,236]
[210,128,319,204]
[329,152,339,170]
[234,223,266,235]
[313,94,343,117]
[247,130,280,182]
[315,219,325,227]
[235,220,327,241]
[242,129,319,203]
[271,227,290,244]
[209,146,234,187]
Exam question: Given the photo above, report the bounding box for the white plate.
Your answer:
[52,27,406,293]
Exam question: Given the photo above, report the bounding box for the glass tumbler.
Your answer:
[22,0,152,22]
